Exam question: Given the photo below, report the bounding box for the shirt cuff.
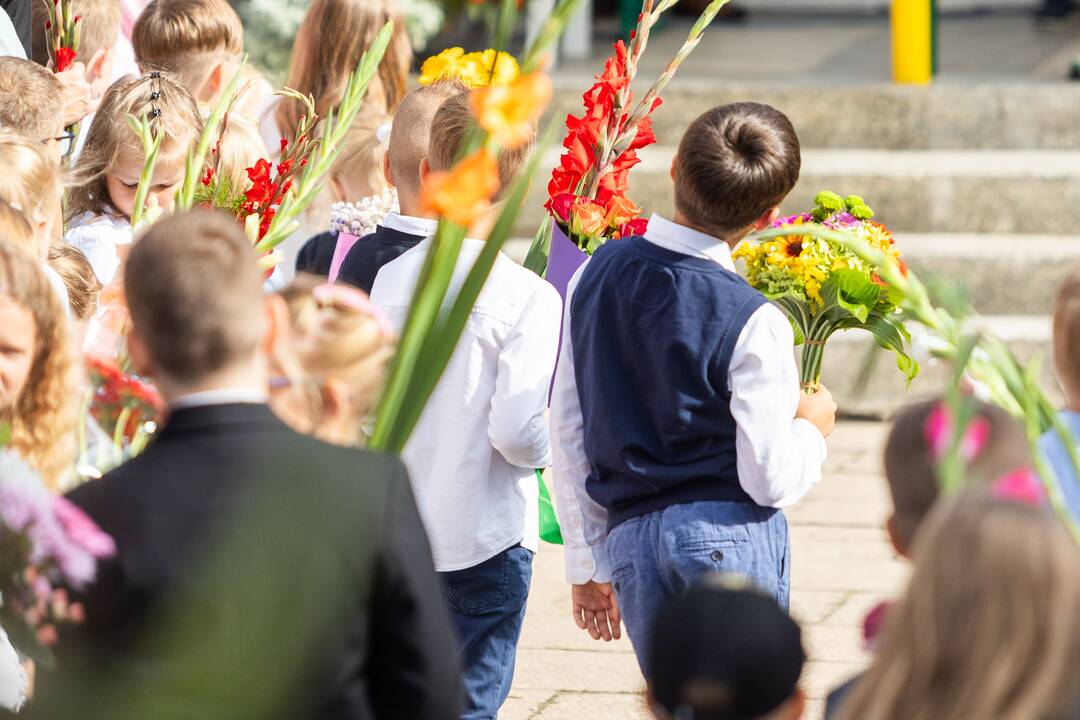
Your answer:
[793,417,829,463]
[564,544,612,585]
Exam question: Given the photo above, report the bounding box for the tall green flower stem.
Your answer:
[125,114,163,230]
[174,58,248,212]
[757,223,1080,541]
[254,23,393,254]
[369,0,577,454]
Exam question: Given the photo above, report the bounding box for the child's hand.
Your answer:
[797,383,837,438]
[55,64,95,126]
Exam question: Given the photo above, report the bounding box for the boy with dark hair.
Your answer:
[331,79,468,291]
[649,577,807,720]
[551,102,836,674]
[369,90,561,719]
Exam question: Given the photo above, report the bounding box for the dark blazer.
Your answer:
[335,225,427,294]
[32,403,461,720]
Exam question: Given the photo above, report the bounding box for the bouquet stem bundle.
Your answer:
[759,222,1080,541]
[43,0,82,157]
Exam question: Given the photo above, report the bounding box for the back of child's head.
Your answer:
[48,244,103,321]
[648,576,805,720]
[0,199,38,260]
[125,209,263,384]
[884,398,1030,556]
[68,72,202,222]
[0,129,62,257]
[32,0,122,67]
[332,109,392,201]
[674,103,801,239]
[276,276,395,440]
[428,88,533,199]
[277,0,411,142]
[387,80,468,202]
[837,487,1080,720]
[0,240,75,489]
[1053,264,1080,405]
[132,0,243,94]
[0,57,64,142]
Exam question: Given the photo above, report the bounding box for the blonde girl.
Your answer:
[835,487,1080,720]
[294,109,396,278]
[211,113,269,197]
[261,0,411,152]
[65,72,203,286]
[0,241,78,491]
[269,277,395,447]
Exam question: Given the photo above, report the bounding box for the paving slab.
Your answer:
[511,421,905,720]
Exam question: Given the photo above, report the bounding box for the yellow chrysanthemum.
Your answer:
[418,47,467,86]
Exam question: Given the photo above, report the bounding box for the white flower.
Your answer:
[329,188,400,238]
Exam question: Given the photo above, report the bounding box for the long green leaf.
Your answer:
[523,217,553,277]
[381,122,558,453]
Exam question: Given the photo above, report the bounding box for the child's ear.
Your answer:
[418,157,431,187]
[87,48,112,85]
[126,327,156,379]
[382,153,395,188]
[263,292,290,359]
[669,156,677,182]
[320,377,351,425]
[751,206,781,231]
[780,688,806,719]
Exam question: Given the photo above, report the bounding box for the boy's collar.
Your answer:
[644,214,736,270]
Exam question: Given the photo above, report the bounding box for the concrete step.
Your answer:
[819,315,1060,418]
[549,82,1080,151]
[519,147,1080,235]
[507,233,1080,315]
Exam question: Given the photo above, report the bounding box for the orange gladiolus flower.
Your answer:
[471,73,553,149]
[421,148,501,227]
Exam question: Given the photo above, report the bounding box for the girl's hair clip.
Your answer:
[149,108,161,119]
[150,91,161,101]
[149,71,162,79]
[312,283,394,338]
[923,403,991,463]
[990,468,1046,507]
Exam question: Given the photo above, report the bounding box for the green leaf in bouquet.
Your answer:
[863,313,920,385]
[0,423,10,447]
[822,268,881,324]
[772,295,811,346]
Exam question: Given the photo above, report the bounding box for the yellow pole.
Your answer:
[892,0,933,84]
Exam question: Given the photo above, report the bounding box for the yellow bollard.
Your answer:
[892,0,933,84]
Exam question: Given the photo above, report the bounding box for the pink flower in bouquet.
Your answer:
[616,217,649,239]
[53,497,116,559]
[550,194,576,224]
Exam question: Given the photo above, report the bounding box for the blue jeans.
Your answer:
[440,545,534,720]
[606,501,790,677]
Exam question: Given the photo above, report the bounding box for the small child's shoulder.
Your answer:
[65,212,132,245]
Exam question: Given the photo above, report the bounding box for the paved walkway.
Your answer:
[505,421,908,720]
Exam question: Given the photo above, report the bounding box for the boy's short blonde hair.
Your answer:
[0,129,63,259]
[1054,265,1080,402]
[213,114,268,197]
[387,80,467,199]
[0,199,37,258]
[0,57,64,142]
[32,0,122,66]
[428,89,533,200]
[132,0,243,91]
[48,244,103,321]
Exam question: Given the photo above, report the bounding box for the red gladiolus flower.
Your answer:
[55,47,76,73]
[201,166,215,187]
[244,159,275,210]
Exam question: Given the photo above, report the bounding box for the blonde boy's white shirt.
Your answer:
[551,214,828,585]
[370,238,563,572]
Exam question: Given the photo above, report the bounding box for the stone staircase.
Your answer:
[514,80,1080,416]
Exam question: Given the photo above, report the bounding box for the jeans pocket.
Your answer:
[673,534,752,579]
[443,547,532,616]
[610,560,635,595]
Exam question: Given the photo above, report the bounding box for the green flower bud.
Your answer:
[811,206,831,222]
[844,194,865,209]
[814,190,844,212]
[850,204,875,220]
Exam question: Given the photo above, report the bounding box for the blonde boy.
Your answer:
[133,0,269,115]
[0,58,65,154]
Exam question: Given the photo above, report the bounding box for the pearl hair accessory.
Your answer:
[329,188,399,239]
[375,122,392,145]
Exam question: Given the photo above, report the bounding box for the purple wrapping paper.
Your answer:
[546,223,588,403]
[546,223,588,301]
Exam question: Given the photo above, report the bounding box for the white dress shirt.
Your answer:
[371,238,563,571]
[551,214,828,585]
[380,212,440,238]
[170,389,268,411]
[64,212,133,286]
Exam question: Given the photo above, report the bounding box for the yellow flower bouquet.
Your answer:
[733,191,918,393]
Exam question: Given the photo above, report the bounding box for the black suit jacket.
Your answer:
[31,403,461,720]
[335,226,427,294]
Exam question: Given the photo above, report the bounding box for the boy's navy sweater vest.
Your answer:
[570,236,768,532]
